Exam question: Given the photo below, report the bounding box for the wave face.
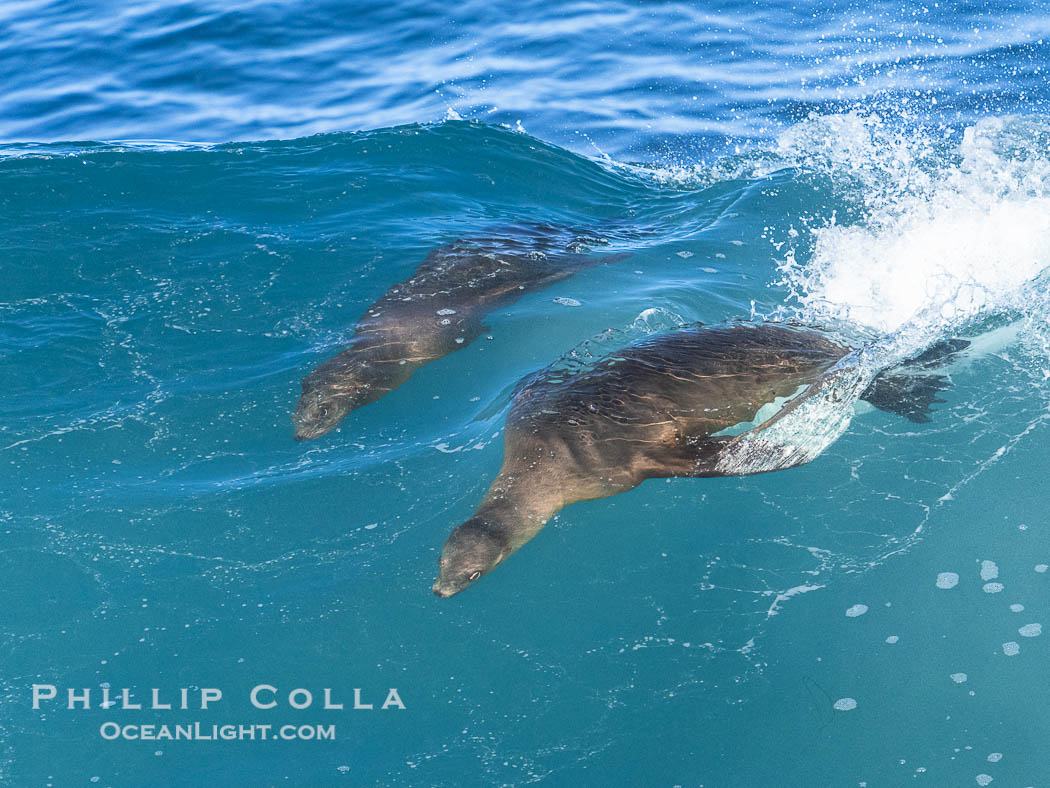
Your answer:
[4,116,1050,785]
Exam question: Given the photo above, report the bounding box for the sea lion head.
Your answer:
[432,518,510,598]
[292,366,376,441]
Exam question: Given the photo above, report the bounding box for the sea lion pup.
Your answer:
[292,224,626,441]
[433,323,964,597]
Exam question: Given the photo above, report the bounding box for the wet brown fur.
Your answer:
[293,225,622,440]
[433,323,849,596]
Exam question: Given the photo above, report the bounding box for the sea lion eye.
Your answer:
[468,571,482,582]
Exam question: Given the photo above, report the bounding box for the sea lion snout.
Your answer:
[431,582,456,598]
[291,384,358,441]
[433,518,508,598]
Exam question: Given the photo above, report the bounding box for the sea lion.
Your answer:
[432,322,960,597]
[292,224,626,440]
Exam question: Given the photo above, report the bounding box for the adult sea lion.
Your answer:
[433,322,962,597]
[292,224,626,440]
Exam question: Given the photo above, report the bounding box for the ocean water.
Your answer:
[4,1,1050,786]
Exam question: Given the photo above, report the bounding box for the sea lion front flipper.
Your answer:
[710,358,873,476]
[666,395,817,479]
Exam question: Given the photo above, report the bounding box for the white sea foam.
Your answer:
[980,560,999,581]
[776,114,1050,352]
[721,114,1050,474]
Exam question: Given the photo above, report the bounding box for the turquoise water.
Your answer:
[5,2,1050,786]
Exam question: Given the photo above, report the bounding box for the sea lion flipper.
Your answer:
[671,387,819,479]
[711,377,844,476]
[859,337,967,423]
[860,372,948,423]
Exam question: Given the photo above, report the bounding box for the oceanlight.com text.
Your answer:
[99,722,336,741]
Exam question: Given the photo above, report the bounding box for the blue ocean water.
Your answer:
[4,1,1050,785]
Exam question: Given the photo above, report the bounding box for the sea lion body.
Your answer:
[293,225,619,440]
[433,323,950,597]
